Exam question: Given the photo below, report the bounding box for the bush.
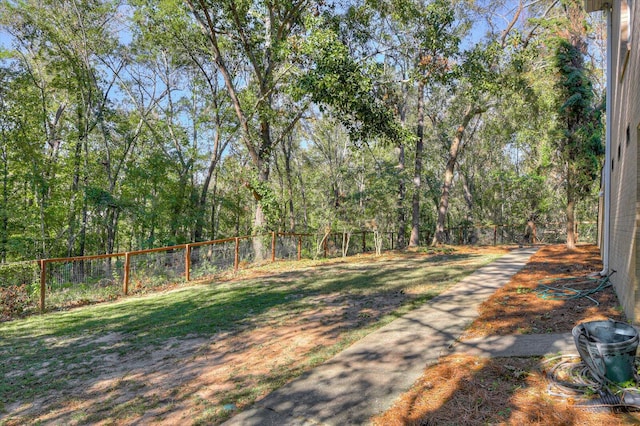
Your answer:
[0,262,39,289]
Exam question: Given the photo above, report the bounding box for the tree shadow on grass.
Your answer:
[0,251,496,424]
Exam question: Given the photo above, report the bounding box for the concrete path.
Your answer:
[223,247,540,426]
[446,332,576,357]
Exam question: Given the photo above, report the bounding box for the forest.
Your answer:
[0,0,605,262]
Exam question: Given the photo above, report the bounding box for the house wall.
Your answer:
[607,0,640,322]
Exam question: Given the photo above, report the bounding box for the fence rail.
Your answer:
[0,222,597,319]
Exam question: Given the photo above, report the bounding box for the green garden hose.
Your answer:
[535,273,613,306]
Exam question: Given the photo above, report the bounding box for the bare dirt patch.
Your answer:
[1,248,506,425]
[374,244,640,426]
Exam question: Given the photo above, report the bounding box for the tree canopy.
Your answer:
[0,0,605,261]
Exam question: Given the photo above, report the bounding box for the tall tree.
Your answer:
[2,0,123,257]
[431,41,501,246]
[537,0,605,248]
[184,0,310,234]
[553,38,604,248]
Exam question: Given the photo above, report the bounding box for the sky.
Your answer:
[1,30,11,49]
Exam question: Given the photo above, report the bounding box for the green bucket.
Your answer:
[573,320,639,383]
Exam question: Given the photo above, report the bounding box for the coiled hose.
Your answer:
[544,355,640,412]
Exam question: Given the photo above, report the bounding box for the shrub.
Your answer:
[0,262,39,289]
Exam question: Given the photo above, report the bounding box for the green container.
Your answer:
[572,320,639,383]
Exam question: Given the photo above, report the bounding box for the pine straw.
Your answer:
[374,244,640,425]
[463,244,624,338]
[373,354,640,426]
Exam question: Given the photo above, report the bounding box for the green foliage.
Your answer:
[295,20,406,145]
[0,0,606,260]
[553,39,604,200]
[0,262,38,289]
[250,173,281,231]
[414,0,460,83]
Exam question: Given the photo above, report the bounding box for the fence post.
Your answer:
[234,237,239,271]
[493,225,497,246]
[123,252,130,295]
[362,231,366,253]
[324,234,328,258]
[297,235,302,261]
[185,244,191,282]
[39,259,46,313]
[271,232,276,262]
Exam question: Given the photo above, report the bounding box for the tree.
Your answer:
[431,41,502,246]
[1,0,126,257]
[0,0,606,261]
[184,0,311,234]
[553,38,604,248]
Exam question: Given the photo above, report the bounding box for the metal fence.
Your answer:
[0,223,597,318]
[435,222,597,246]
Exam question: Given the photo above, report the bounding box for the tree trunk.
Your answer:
[1,137,7,263]
[566,200,576,248]
[295,155,309,231]
[67,137,83,257]
[396,80,408,249]
[252,163,270,261]
[210,169,220,240]
[282,136,296,232]
[566,164,576,249]
[79,137,89,257]
[106,206,119,255]
[274,147,286,231]
[397,142,407,249]
[433,105,479,246]
[461,172,478,244]
[195,131,224,241]
[524,218,537,245]
[409,80,425,247]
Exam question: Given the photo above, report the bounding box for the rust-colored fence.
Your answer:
[0,222,597,318]
[34,234,299,313]
[11,231,387,315]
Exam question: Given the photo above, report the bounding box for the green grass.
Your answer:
[0,250,501,424]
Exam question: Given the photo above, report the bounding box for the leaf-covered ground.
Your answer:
[374,244,640,426]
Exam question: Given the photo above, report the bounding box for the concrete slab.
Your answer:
[446,333,577,357]
[222,247,539,426]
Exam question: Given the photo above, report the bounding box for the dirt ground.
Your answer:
[6,244,635,425]
[374,244,640,426]
[2,247,505,425]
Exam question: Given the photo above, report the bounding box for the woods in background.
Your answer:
[0,0,605,261]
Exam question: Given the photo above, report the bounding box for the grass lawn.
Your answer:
[0,248,506,425]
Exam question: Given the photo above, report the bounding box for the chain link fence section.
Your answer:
[440,222,597,246]
[275,233,302,261]
[127,247,185,294]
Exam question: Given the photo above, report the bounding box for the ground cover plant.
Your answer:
[374,244,640,425]
[0,247,507,425]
